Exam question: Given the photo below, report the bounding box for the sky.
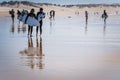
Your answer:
[0,0,120,5]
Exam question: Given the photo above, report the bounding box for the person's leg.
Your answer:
[30,26,33,37]
[104,18,106,23]
[36,26,38,36]
[40,20,43,35]
[28,25,31,35]
[12,15,15,23]
[13,17,14,23]
[11,17,14,24]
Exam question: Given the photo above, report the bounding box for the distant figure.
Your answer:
[21,9,25,16]
[50,10,55,19]
[36,8,45,36]
[9,9,15,23]
[85,11,88,24]
[17,10,21,24]
[21,10,28,24]
[102,10,108,22]
[25,9,36,37]
[17,10,21,19]
[116,11,118,15]
[75,11,79,15]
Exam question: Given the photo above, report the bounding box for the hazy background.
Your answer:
[0,0,120,4]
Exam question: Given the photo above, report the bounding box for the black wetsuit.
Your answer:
[10,10,15,23]
[36,12,45,34]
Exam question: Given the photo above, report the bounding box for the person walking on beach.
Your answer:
[25,9,36,37]
[9,9,15,24]
[85,11,88,24]
[17,10,21,24]
[50,10,55,19]
[102,10,108,22]
[36,8,45,36]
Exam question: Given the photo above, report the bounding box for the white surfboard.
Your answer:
[21,15,27,23]
[26,16,40,26]
[18,15,23,21]
[38,13,45,21]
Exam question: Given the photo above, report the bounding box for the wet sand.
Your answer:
[0,13,120,80]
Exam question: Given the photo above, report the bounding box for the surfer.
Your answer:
[25,8,36,37]
[50,10,55,19]
[36,8,45,36]
[9,9,15,24]
[85,11,88,24]
[17,10,21,24]
[102,10,108,22]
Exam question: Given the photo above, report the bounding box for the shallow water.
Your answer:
[0,14,120,80]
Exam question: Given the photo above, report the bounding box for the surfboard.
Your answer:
[37,13,45,21]
[26,16,40,26]
[21,15,27,23]
[18,15,23,21]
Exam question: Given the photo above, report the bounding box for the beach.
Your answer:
[0,4,120,80]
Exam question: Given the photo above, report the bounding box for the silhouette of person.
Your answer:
[9,9,15,24]
[17,10,21,24]
[36,8,45,36]
[50,10,55,19]
[25,8,36,37]
[102,10,108,23]
[85,11,88,24]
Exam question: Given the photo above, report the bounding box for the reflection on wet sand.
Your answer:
[49,18,55,34]
[20,37,44,70]
[103,20,107,36]
[85,20,88,35]
[10,23,15,33]
[17,23,26,34]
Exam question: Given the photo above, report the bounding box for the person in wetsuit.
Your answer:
[50,10,55,19]
[25,8,36,37]
[102,10,108,22]
[85,11,88,24]
[9,9,15,24]
[36,8,45,36]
